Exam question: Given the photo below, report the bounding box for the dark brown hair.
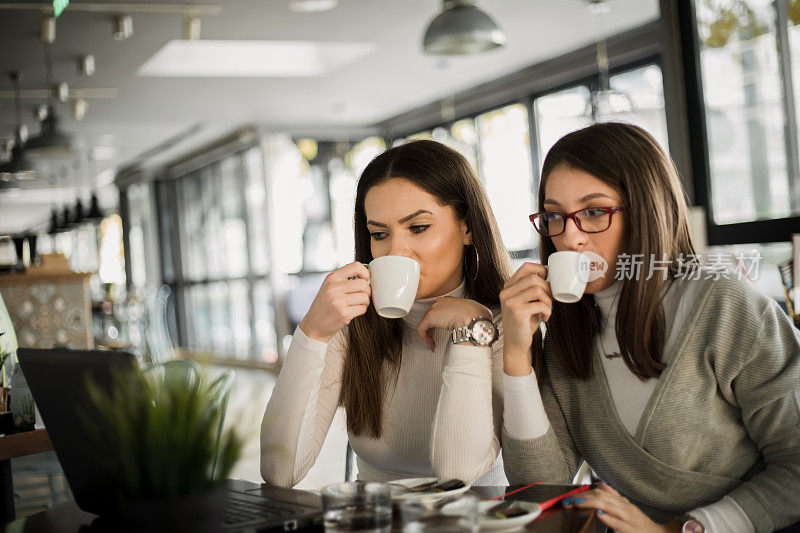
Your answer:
[535,122,696,380]
[341,139,512,438]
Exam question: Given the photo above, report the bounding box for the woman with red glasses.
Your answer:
[497,123,800,532]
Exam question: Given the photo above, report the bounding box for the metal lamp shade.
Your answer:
[25,110,78,159]
[47,208,62,235]
[423,0,506,55]
[84,193,104,222]
[68,198,85,226]
[54,206,73,233]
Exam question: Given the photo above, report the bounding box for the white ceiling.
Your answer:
[0,0,659,234]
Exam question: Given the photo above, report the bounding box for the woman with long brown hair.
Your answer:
[261,139,512,486]
[500,123,800,532]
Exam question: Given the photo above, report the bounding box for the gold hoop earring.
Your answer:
[465,245,479,282]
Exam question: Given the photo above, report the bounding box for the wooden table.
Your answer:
[0,429,54,525]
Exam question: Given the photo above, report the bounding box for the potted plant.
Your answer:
[81,365,242,532]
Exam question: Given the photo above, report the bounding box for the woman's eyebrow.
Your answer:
[543,193,615,206]
[367,209,433,227]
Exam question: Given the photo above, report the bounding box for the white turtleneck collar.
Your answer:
[402,279,467,328]
[592,280,622,325]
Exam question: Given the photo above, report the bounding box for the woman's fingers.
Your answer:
[597,482,621,496]
[341,277,371,295]
[331,261,370,283]
[594,509,629,532]
[564,490,630,528]
[344,304,369,323]
[508,284,553,309]
[416,311,440,352]
[501,273,551,302]
[344,292,370,307]
[504,262,548,288]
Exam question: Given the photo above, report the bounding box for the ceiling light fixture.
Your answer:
[184,15,201,40]
[72,98,88,121]
[287,0,338,13]
[113,14,133,40]
[78,54,95,76]
[422,0,506,55]
[26,44,79,159]
[56,81,69,103]
[586,0,610,14]
[40,16,56,43]
[585,1,634,122]
[0,72,37,183]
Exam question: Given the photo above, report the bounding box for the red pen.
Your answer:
[537,483,593,511]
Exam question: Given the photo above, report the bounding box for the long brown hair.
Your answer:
[535,122,696,380]
[341,139,512,438]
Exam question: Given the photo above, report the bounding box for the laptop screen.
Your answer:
[17,347,135,515]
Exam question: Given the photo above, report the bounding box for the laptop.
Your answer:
[18,347,323,532]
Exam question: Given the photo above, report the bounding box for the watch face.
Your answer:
[471,320,496,345]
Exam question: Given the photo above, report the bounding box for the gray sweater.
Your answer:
[502,276,800,532]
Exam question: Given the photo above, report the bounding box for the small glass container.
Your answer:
[321,481,392,533]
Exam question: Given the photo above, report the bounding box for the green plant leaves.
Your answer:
[81,365,243,499]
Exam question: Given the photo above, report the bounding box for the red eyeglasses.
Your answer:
[529,206,626,237]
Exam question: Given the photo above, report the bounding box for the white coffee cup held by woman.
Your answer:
[368,255,420,319]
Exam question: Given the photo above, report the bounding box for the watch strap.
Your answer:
[451,325,471,344]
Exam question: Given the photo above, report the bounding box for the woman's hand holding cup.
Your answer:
[299,261,371,343]
[499,262,553,376]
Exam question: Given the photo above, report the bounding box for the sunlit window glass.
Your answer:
[245,147,270,275]
[610,64,670,154]
[535,86,592,163]
[783,0,800,213]
[695,0,793,223]
[476,104,536,252]
[430,123,479,170]
[331,137,385,266]
[270,138,312,274]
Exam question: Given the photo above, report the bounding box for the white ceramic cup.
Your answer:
[547,251,591,303]
[368,256,421,318]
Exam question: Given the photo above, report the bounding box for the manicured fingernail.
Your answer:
[572,498,585,504]
[598,509,605,515]
[562,497,573,506]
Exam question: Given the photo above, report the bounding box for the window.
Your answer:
[535,65,669,163]
[535,85,592,165]
[684,0,800,242]
[157,146,278,362]
[476,104,536,253]
[390,62,670,263]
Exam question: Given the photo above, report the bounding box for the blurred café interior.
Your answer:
[0,0,799,520]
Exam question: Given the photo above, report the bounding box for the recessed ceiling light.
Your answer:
[137,40,375,78]
[287,0,338,13]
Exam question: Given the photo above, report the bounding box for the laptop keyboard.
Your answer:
[224,495,302,526]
